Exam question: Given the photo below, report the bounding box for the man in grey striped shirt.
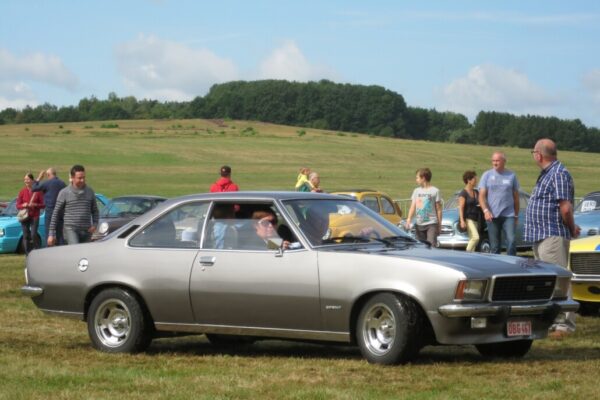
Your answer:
[48,165,99,246]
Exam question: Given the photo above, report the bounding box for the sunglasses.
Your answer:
[258,218,276,227]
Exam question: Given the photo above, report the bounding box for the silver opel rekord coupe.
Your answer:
[22,192,578,365]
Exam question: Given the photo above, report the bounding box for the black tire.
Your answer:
[577,302,600,316]
[475,339,533,358]
[206,334,256,347]
[356,293,422,365]
[478,237,491,253]
[87,288,152,353]
[16,236,25,254]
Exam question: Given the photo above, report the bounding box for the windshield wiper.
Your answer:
[322,235,372,244]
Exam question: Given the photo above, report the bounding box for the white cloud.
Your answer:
[439,64,559,120]
[257,40,337,82]
[0,48,79,90]
[0,48,78,110]
[115,34,238,101]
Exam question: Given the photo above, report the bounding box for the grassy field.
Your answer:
[1,119,599,201]
[1,254,599,399]
[1,119,600,399]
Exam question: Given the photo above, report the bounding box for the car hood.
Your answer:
[574,210,600,225]
[330,244,564,277]
[0,216,18,228]
[570,236,600,252]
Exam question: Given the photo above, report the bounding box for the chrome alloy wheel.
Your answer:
[361,302,396,355]
[94,299,131,348]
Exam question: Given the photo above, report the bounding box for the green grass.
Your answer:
[1,119,599,200]
[1,119,600,398]
[1,253,599,399]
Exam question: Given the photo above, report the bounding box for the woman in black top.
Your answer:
[458,171,482,252]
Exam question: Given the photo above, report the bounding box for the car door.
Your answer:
[127,200,210,324]
[379,194,402,225]
[189,202,321,331]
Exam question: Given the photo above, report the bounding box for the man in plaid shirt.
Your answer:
[524,138,580,337]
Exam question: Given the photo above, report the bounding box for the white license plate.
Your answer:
[506,320,532,337]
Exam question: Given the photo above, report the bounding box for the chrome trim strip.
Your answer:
[21,285,43,297]
[438,299,580,318]
[154,322,350,342]
[40,309,84,320]
[572,275,600,282]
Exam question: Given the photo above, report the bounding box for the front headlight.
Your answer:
[553,276,571,299]
[0,228,4,237]
[454,279,488,301]
[98,222,109,234]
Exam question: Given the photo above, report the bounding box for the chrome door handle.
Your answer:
[199,256,216,266]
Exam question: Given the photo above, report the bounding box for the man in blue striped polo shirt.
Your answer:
[524,138,580,336]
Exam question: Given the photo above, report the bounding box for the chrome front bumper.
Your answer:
[21,285,44,297]
[438,299,579,318]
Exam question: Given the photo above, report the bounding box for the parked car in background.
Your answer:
[569,235,600,316]
[574,191,600,238]
[0,194,109,254]
[331,189,403,225]
[437,190,532,253]
[92,195,166,241]
[23,191,577,365]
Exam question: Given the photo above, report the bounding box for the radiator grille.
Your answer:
[492,276,556,301]
[570,253,600,275]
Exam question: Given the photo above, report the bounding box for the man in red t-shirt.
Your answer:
[210,165,239,192]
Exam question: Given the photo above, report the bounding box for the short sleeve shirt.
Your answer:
[411,186,441,226]
[478,169,519,217]
[524,160,574,242]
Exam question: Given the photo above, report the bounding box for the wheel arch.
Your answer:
[348,289,435,346]
[83,283,154,329]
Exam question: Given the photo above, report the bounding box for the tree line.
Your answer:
[2,79,599,152]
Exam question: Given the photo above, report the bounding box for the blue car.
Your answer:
[437,190,532,253]
[0,194,109,254]
[574,191,600,238]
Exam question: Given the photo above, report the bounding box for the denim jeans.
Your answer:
[486,216,516,256]
[63,227,92,245]
[20,218,40,254]
[44,207,64,246]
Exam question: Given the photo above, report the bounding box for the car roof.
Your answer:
[109,195,167,201]
[170,191,348,203]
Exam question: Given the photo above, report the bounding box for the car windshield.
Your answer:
[0,200,17,216]
[101,197,163,218]
[575,193,600,213]
[444,193,460,210]
[282,198,413,247]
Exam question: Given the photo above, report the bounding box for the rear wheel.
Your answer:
[476,339,533,358]
[356,293,422,365]
[87,288,153,353]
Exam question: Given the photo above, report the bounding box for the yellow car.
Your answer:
[332,189,403,226]
[569,235,600,315]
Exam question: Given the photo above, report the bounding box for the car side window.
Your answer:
[129,202,209,249]
[380,196,395,214]
[203,202,298,251]
[361,196,380,213]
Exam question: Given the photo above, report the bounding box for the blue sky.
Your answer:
[2,0,600,127]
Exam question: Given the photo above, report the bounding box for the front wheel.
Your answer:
[356,293,422,365]
[475,339,533,358]
[87,288,153,353]
[577,302,600,316]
